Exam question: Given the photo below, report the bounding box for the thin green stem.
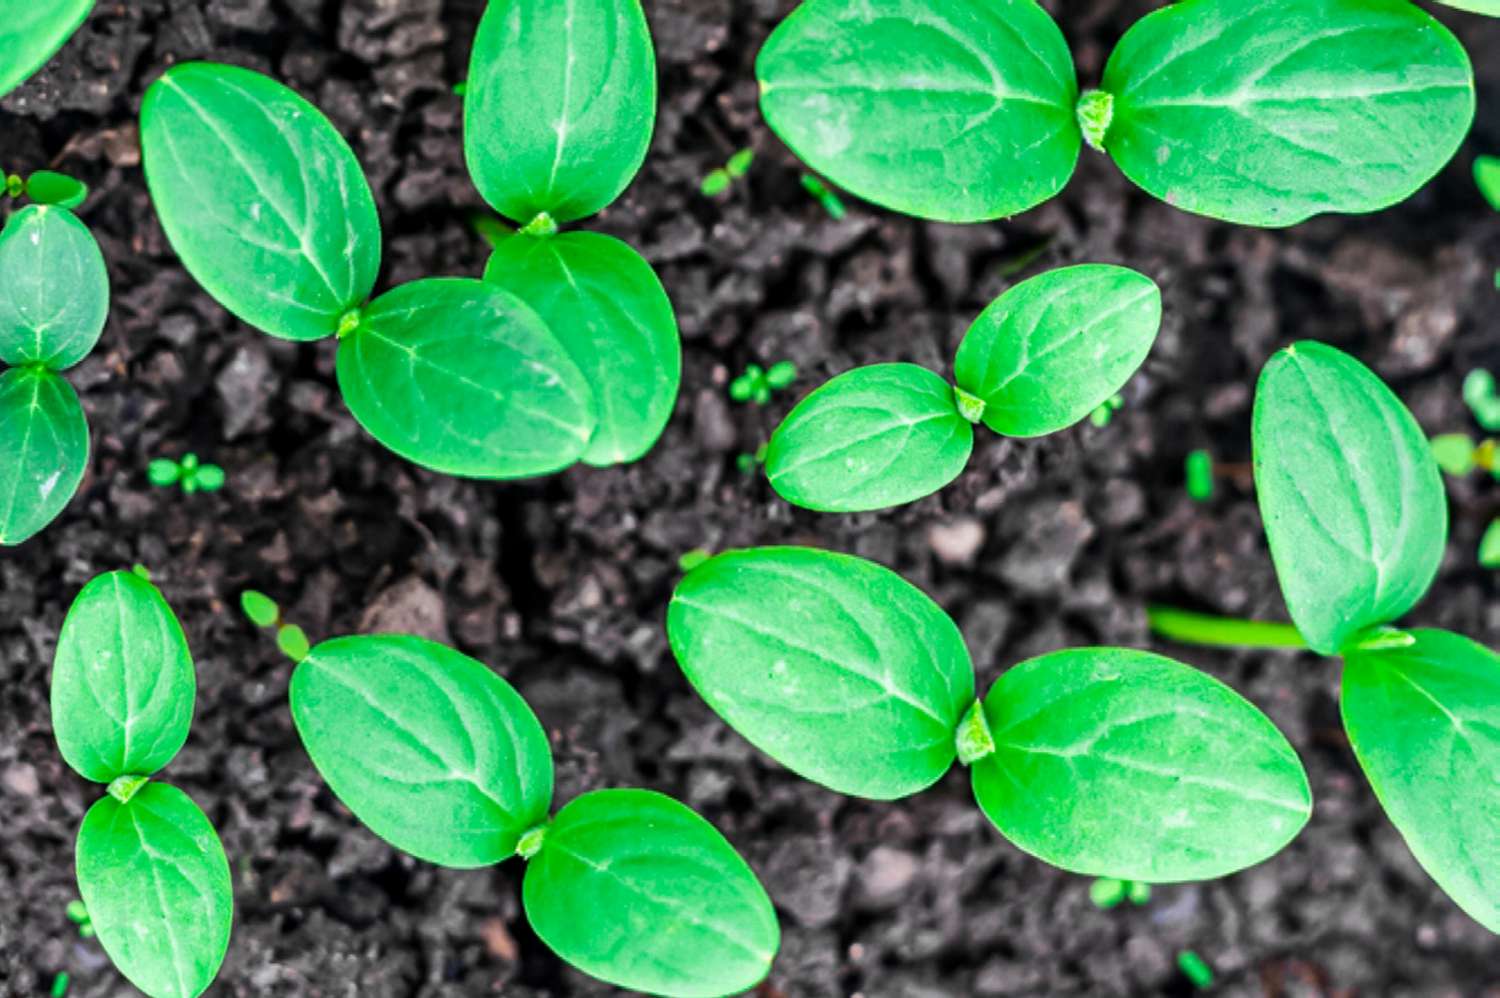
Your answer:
[1147,605,1308,650]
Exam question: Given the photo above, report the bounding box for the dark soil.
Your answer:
[3,2,1499,995]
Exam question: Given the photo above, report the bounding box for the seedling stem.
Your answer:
[1147,606,1307,650]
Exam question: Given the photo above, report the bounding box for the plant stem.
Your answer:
[1147,605,1308,650]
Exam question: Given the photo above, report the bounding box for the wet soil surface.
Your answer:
[2,2,1500,995]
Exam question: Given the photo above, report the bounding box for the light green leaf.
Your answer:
[52,570,196,784]
[77,782,232,998]
[139,61,381,341]
[765,363,972,513]
[757,0,1079,222]
[290,634,553,868]
[1478,155,1500,211]
[953,264,1160,437]
[464,0,657,225]
[336,277,596,479]
[484,232,679,466]
[1253,341,1445,654]
[0,367,88,546]
[523,788,779,998]
[0,1,92,98]
[971,648,1311,881]
[0,205,109,370]
[668,546,974,800]
[1101,0,1475,226]
[1343,629,1500,932]
[1434,0,1500,14]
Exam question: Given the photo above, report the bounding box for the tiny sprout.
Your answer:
[1480,520,1500,569]
[130,564,151,582]
[737,442,769,475]
[678,548,712,573]
[3,173,21,197]
[1089,877,1151,909]
[1477,155,1500,213]
[1177,950,1214,989]
[800,174,846,220]
[1185,449,1215,501]
[701,149,754,197]
[148,453,226,494]
[1089,393,1124,427]
[1431,433,1478,476]
[1463,370,1500,431]
[65,899,94,938]
[51,972,69,998]
[452,80,467,97]
[730,361,797,405]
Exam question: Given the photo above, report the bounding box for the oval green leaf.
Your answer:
[0,205,109,370]
[25,169,89,209]
[140,61,381,341]
[290,634,553,868]
[52,570,196,784]
[1343,629,1500,932]
[0,367,88,546]
[1101,0,1475,227]
[765,363,972,513]
[484,232,680,467]
[0,1,92,98]
[953,264,1160,437]
[336,277,596,479]
[77,782,232,998]
[757,0,1079,223]
[1253,341,1445,655]
[464,0,656,225]
[972,648,1311,881]
[668,546,974,800]
[1434,0,1500,13]
[524,788,779,998]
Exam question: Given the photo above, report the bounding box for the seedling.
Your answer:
[239,589,310,662]
[1185,449,1215,501]
[730,360,797,404]
[50,972,69,998]
[5,170,89,209]
[668,546,1311,884]
[1479,520,1500,569]
[1088,393,1123,427]
[1463,369,1500,430]
[1150,341,1500,934]
[737,442,769,475]
[765,264,1161,511]
[289,634,778,997]
[0,203,109,545]
[799,173,845,220]
[0,2,93,97]
[51,570,232,997]
[1089,877,1150,909]
[758,0,1475,227]
[64,899,93,938]
[1477,156,1500,212]
[147,453,226,494]
[701,149,754,196]
[1178,950,1214,990]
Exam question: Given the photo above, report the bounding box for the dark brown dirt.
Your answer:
[3,2,1499,995]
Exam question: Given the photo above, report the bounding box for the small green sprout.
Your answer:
[799,173,846,220]
[737,442,769,475]
[51,972,70,998]
[1185,449,1216,501]
[730,361,797,404]
[1477,155,1500,212]
[0,2,94,98]
[1089,877,1151,909]
[239,589,311,662]
[65,898,94,938]
[677,548,712,573]
[1463,369,1500,431]
[1479,520,1500,569]
[701,148,754,196]
[452,80,467,97]
[5,170,88,209]
[147,453,226,494]
[1089,393,1123,427]
[277,624,311,662]
[1177,950,1214,989]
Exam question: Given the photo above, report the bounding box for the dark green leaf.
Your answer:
[0,1,92,98]
[0,367,88,546]
[0,205,108,370]
[971,648,1311,881]
[1343,629,1500,932]
[524,788,779,998]
[290,634,554,868]
[668,547,974,799]
[757,0,1079,222]
[336,277,596,479]
[76,782,232,998]
[1253,342,1445,654]
[1101,0,1475,226]
[484,232,679,466]
[765,363,972,513]
[140,61,382,341]
[25,170,88,209]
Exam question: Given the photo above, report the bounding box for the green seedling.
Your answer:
[1150,341,1500,934]
[678,548,712,573]
[51,570,232,998]
[1088,393,1123,427]
[730,361,797,404]
[1463,369,1500,431]
[1185,449,1215,501]
[1178,950,1214,989]
[702,149,754,196]
[5,170,89,209]
[0,2,93,98]
[737,442,769,475]
[758,0,1475,227]
[239,589,311,662]
[766,264,1161,511]
[668,546,1311,883]
[1480,520,1500,569]
[289,634,779,997]
[1089,877,1151,909]
[1477,156,1500,212]
[0,203,110,545]
[51,972,69,998]
[147,453,226,494]
[64,898,93,938]
[799,173,845,220]
[140,11,679,479]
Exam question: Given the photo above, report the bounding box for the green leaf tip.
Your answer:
[336,307,362,338]
[1075,89,1114,152]
[516,823,548,860]
[954,700,995,766]
[519,211,558,237]
[953,384,986,425]
[1345,627,1417,653]
[106,774,149,804]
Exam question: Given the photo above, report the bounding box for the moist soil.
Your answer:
[2,2,1499,996]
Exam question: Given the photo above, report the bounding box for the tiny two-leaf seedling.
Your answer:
[757,0,1475,227]
[668,546,1311,883]
[51,570,233,998]
[730,360,796,404]
[765,264,1161,512]
[148,453,225,494]
[1462,368,1500,430]
[0,1,94,98]
[701,149,754,197]
[289,634,778,998]
[238,589,310,661]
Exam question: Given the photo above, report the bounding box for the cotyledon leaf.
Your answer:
[971,648,1311,882]
[336,277,597,479]
[757,0,1080,222]
[953,264,1161,437]
[464,0,657,225]
[1432,0,1500,15]
[52,570,196,784]
[668,546,975,800]
[290,634,554,868]
[523,788,779,998]
[1343,629,1500,933]
[1100,0,1475,226]
[0,0,93,98]
[1253,341,1445,655]
[76,782,233,998]
[765,363,973,513]
[0,204,109,370]
[140,61,381,341]
[484,231,680,467]
[0,367,88,547]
